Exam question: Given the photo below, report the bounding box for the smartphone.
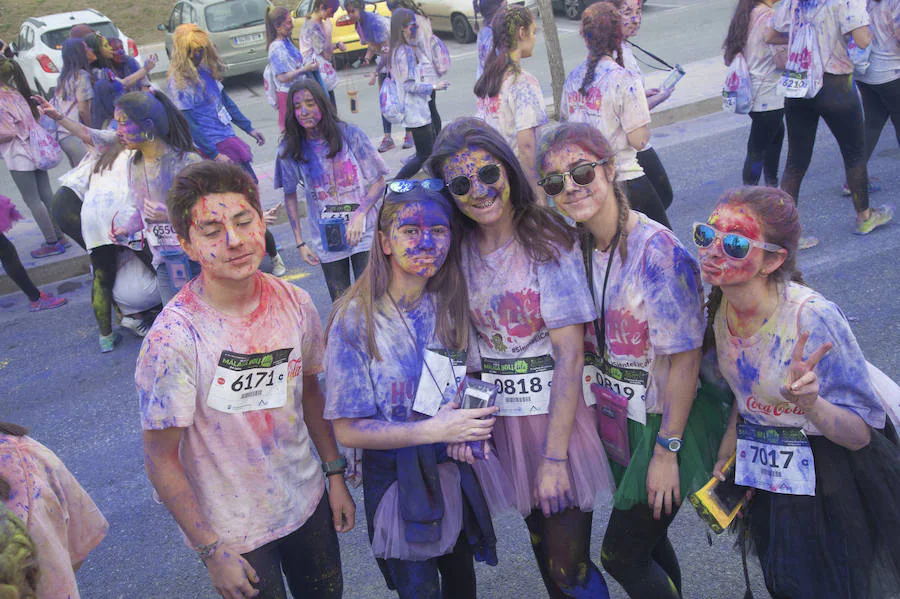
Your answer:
[661,64,686,92]
[458,377,498,459]
[319,218,347,252]
[688,454,746,534]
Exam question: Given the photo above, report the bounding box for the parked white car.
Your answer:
[419,0,538,44]
[13,9,141,98]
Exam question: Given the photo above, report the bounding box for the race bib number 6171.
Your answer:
[207,348,293,414]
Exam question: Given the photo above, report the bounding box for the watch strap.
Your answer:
[321,455,348,476]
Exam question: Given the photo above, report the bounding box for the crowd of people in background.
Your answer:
[1,0,899,597]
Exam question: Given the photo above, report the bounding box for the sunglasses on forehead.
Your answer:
[446,163,502,197]
[692,222,785,260]
[537,160,608,197]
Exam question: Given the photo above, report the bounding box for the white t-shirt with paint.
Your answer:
[745,4,788,111]
[857,0,900,84]
[775,0,870,75]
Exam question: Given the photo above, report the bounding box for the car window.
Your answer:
[295,0,314,17]
[169,4,184,30]
[205,0,269,32]
[25,27,35,51]
[185,4,199,24]
[40,22,119,50]
[17,27,30,51]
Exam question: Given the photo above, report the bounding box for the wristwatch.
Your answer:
[656,435,683,453]
[321,456,347,477]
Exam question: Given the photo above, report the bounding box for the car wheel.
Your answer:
[451,13,476,44]
[333,54,344,71]
[564,0,584,19]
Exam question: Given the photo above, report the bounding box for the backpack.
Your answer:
[430,35,451,77]
[779,2,825,98]
[263,64,278,108]
[27,124,62,171]
[379,75,404,124]
[722,52,753,114]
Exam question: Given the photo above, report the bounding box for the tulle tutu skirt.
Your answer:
[493,398,615,517]
[741,429,900,599]
[0,195,23,235]
[610,381,731,510]
[371,463,462,561]
[471,451,517,518]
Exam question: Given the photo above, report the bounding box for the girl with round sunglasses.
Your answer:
[474,4,548,200]
[561,3,670,228]
[698,186,900,598]
[275,79,389,301]
[428,117,614,598]
[324,184,507,598]
[537,121,727,599]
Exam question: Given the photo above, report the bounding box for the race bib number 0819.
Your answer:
[207,348,293,414]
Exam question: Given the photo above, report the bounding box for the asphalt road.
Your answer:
[2,104,898,597]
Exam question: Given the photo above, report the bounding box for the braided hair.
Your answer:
[579,3,624,97]
[474,4,534,98]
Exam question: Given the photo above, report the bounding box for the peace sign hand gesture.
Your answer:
[779,331,832,411]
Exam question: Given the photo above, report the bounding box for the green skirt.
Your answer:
[610,382,732,510]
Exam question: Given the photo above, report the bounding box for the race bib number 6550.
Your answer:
[207,348,293,414]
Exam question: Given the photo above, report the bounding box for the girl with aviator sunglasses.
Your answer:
[537,121,727,599]
[275,79,388,301]
[323,184,508,598]
[428,117,615,598]
[699,186,900,599]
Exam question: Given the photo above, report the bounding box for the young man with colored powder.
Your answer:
[135,161,354,598]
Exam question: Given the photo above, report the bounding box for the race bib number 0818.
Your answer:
[482,354,554,416]
[207,348,293,414]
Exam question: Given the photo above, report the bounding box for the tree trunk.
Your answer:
[537,0,565,120]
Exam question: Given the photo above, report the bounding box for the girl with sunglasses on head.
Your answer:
[562,2,670,229]
[387,8,450,180]
[324,183,508,599]
[474,4,548,200]
[275,78,388,301]
[698,186,900,599]
[428,118,614,599]
[537,121,727,599]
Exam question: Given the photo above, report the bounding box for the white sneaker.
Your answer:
[271,253,287,277]
[120,316,150,337]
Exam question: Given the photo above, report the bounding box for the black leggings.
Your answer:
[744,109,785,186]
[429,90,442,137]
[782,73,869,213]
[636,147,674,210]
[525,508,608,598]
[241,493,343,599]
[91,244,153,336]
[601,503,681,599]
[857,77,900,162]
[624,175,671,229]
[383,535,476,599]
[395,124,435,180]
[320,251,369,301]
[264,229,277,258]
[51,186,86,250]
[0,233,40,302]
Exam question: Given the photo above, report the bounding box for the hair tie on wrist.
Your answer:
[542,453,567,463]
[297,241,306,249]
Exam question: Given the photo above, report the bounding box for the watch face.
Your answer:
[669,438,683,452]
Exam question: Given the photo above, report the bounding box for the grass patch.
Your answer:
[0,0,293,48]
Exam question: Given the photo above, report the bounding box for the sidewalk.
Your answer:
[0,52,726,296]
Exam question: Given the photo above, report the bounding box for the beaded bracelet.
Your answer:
[195,539,220,561]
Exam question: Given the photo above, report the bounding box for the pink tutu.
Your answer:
[472,451,518,518]
[0,195,24,235]
[493,399,615,517]
[371,463,463,561]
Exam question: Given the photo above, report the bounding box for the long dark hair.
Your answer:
[474,4,534,98]
[57,38,92,102]
[537,122,631,262]
[723,0,757,66]
[327,188,470,359]
[283,78,344,162]
[83,32,112,70]
[0,58,39,120]
[265,6,292,49]
[701,186,806,352]
[386,8,415,73]
[579,3,625,96]
[427,117,576,263]
[474,0,503,27]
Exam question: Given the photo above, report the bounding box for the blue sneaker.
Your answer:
[99,332,122,353]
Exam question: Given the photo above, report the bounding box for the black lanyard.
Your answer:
[584,228,622,359]
[626,40,676,72]
[387,291,454,396]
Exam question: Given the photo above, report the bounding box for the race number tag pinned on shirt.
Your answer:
[144,222,180,248]
[412,349,468,417]
[207,348,293,414]
[321,203,360,223]
[735,423,816,496]
[482,354,554,416]
[583,352,648,425]
[779,71,808,98]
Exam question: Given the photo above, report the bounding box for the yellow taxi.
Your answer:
[291,0,391,69]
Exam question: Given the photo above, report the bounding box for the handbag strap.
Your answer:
[626,40,676,72]
[584,227,622,361]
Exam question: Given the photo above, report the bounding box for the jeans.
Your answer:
[857,77,900,162]
[744,109,785,186]
[155,257,201,305]
[782,73,869,213]
[241,493,343,599]
[395,124,435,180]
[383,535,475,599]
